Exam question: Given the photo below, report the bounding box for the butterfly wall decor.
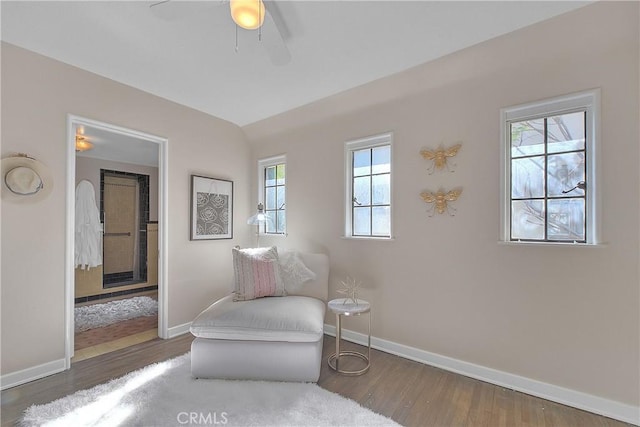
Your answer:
[419,143,462,174]
[420,187,463,216]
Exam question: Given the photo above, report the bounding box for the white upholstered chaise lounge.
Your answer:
[190,252,329,382]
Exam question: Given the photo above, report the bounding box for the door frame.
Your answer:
[65,115,169,368]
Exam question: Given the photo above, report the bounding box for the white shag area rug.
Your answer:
[75,296,158,332]
[20,353,399,427]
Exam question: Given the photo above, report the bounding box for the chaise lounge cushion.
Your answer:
[190,294,325,343]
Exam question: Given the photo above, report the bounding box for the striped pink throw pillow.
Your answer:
[232,246,286,301]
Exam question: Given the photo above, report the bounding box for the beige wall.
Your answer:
[1,0,638,413]
[245,2,639,407]
[1,43,252,374]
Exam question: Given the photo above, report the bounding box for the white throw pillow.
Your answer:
[232,246,286,301]
[279,251,317,293]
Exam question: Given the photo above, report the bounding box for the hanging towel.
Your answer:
[75,180,103,270]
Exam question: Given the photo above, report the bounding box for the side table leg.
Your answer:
[367,310,371,363]
[335,313,341,371]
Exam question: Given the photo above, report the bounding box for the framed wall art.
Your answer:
[190,175,233,240]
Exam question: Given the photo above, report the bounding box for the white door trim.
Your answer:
[65,115,169,368]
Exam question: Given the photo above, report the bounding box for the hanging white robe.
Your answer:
[75,180,103,269]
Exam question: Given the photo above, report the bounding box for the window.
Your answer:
[345,133,393,238]
[501,90,599,244]
[258,155,286,234]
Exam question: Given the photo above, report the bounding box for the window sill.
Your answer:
[258,233,287,238]
[341,236,396,242]
[498,240,607,248]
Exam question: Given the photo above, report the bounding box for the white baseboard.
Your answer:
[167,322,191,339]
[2,323,191,390]
[324,324,640,425]
[1,358,66,391]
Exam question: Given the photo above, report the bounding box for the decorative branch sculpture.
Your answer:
[337,276,362,304]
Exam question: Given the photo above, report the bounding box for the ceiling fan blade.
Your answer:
[263,1,290,41]
[262,2,291,66]
[150,0,171,7]
[150,0,291,65]
[149,0,178,20]
[149,0,216,22]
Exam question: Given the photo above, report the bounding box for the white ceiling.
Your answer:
[76,125,160,167]
[2,1,590,128]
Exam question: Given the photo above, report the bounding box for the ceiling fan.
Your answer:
[149,0,292,66]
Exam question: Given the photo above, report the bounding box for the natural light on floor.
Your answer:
[41,361,170,427]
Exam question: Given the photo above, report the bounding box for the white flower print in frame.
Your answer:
[190,175,233,240]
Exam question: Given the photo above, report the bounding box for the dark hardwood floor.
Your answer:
[1,334,631,426]
[319,338,630,427]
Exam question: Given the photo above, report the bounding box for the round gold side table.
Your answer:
[327,298,371,376]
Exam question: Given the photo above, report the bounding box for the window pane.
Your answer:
[276,210,286,234]
[372,146,390,174]
[346,135,393,239]
[265,187,276,210]
[353,149,371,177]
[511,200,545,240]
[548,112,585,154]
[372,206,390,236]
[353,176,371,206]
[276,164,286,185]
[265,212,276,233]
[353,207,371,236]
[276,186,286,209]
[547,152,585,197]
[548,198,585,241]
[512,156,545,198]
[511,119,544,158]
[265,166,276,187]
[372,174,390,205]
[504,92,595,244]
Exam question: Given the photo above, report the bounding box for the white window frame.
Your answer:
[500,89,600,245]
[258,154,286,235]
[344,132,394,239]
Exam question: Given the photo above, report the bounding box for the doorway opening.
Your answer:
[101,170,149,288]
[66,115,168,368]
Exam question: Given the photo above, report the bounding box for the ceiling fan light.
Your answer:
[75,136,93,152]
[230,0,265,30]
